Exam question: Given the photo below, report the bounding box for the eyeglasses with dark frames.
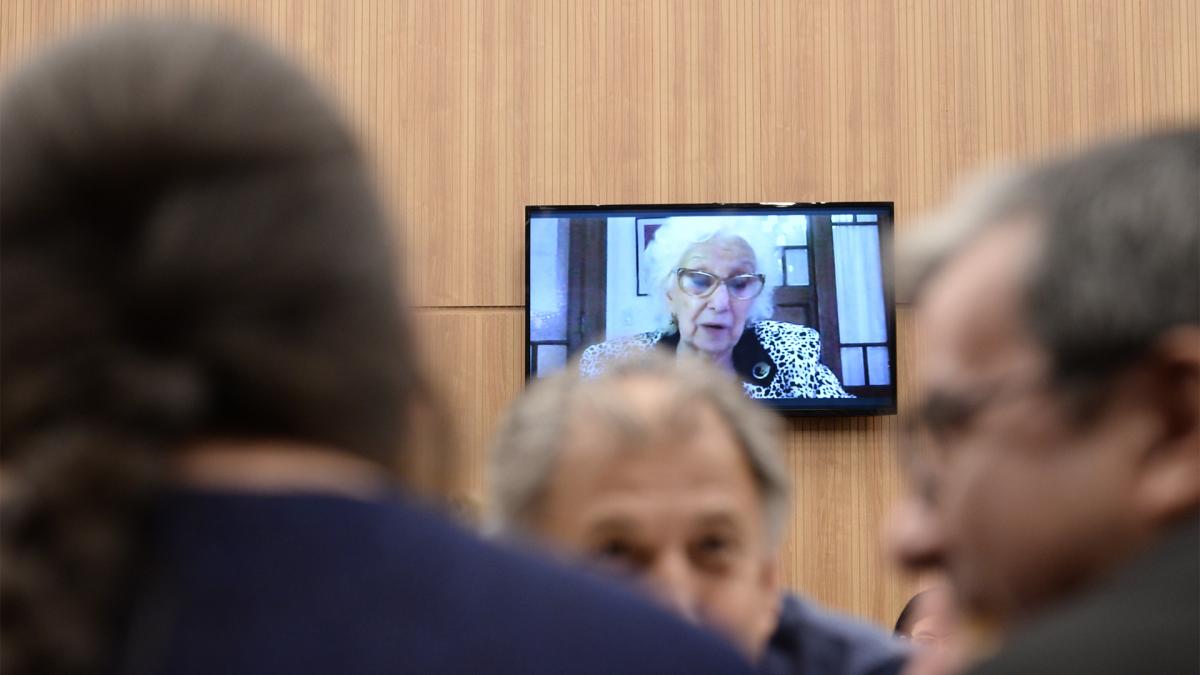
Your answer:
[900,372,1055,471]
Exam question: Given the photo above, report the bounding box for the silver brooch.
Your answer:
[752,362,771,380]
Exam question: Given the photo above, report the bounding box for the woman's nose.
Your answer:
[706,283,731,312]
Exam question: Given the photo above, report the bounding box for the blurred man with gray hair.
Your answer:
[890,128,1200,674]
[489,352,907,674]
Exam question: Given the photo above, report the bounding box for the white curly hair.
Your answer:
[644,216,781,332]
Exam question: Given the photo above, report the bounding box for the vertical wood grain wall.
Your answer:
[3,0,1195,626]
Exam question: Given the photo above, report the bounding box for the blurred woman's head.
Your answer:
[1,19,424,673]
[894,587,956,652]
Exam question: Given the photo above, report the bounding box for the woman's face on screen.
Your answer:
[667,236,757,366]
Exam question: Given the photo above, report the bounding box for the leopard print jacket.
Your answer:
[579,320,853,399]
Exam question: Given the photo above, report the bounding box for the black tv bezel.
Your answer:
[524,202,898,417]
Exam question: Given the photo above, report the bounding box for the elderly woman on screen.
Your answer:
[580,218,851,399]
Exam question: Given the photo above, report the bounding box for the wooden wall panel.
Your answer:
[411,308,525,506]
[3,0,1196,627]
[6,0,1194,311]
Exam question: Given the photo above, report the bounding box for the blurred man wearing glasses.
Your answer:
[890,129,1199,674]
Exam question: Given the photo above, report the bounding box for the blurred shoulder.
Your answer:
[967,516,1199,675]
[156,493,751,675]
[764,593,908,675]
[385,501,753,674]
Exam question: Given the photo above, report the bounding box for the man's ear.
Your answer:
[1135,327,1200,525]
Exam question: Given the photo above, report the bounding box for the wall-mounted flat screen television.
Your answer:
[526,203,897,415]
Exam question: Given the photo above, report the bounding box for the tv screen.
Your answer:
[525,203,897,415]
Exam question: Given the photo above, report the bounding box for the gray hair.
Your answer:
[645,217,780,332]
[902,127,1200,390]
[896,167,1028,303]
[488,351,792,549]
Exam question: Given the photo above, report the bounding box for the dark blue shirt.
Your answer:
[120,490,753,675]
[761,593,909,675]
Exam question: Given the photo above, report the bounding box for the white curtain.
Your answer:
[529,218,568,342]
[832,225,887,345]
